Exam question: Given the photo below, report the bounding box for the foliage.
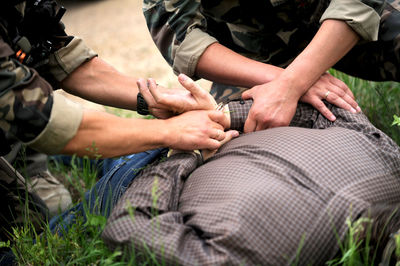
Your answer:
[329,70,400,145]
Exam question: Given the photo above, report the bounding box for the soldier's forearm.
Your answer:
[60,109,168,158]
[278,19,359,96]
[61,57,139,111]
[195,43,282,88]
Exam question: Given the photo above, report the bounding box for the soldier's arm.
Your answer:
[143,0,218,78]
[0,37,233,158]
[60,57,140,111]
[0,37,83,155]
[240,0,386,131]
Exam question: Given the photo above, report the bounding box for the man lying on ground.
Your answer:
[52,75,400,264]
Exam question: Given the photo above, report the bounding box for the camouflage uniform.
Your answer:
[0,0,96,241]
[143,0,400,101]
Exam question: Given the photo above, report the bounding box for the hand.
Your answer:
[164,110,236,151]
[300,72,361,121]
[137,74,217,119]
[242,79,300,132]
[200,130,239,161]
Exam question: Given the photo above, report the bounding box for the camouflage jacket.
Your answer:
[143,0,388,77]
[0,1,96,156]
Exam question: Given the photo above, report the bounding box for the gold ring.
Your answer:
[324,91,330,100]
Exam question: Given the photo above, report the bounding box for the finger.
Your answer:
[201,130,239,160]
[313,99,336,121]
[244,114,257,133]
[341,93,361,112]
[329,78,355,99]
[208,110,229,129]
[147,78,163,102]
[242,89,253,100]
[325,91,357,114]
[137,79,157,106]
[178,74,208,98]
[202,139,221,151]
[221,130,239,145]
[255,121,268,131]
[210,129,226,141]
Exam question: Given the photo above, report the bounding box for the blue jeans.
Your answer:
[49,148,166,234]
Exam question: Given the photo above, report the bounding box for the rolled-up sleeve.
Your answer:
[143,0,218,77]
[1,38,83,155]
[320,0,385,41]
[26,92,83,154]
[48,37,97,82]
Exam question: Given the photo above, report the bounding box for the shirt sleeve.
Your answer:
[320,0,385,41]
[0,38,83,155]
[48,36,97,82]
[143,0,218,77]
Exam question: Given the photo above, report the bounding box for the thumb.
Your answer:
[208,110,229,129]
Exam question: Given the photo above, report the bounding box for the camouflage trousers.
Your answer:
[0,157,48,242]
[211,0,400,102]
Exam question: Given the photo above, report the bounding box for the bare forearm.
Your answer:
[196,43,281,87]
[61,110,166,158]
[61,108,229,158]
[61,57,139,110]
[279,19,359,96]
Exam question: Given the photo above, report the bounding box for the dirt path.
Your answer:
[59,0,210,92]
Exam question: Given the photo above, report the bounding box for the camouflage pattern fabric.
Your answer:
[144,0,400,86]
[0,1,94,155]
[0,47,54,145]
[334,0,400,81]
[0,0,91,242]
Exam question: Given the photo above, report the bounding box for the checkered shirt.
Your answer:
[102,101,400,265]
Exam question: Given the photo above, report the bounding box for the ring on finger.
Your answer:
[324,90,330,100]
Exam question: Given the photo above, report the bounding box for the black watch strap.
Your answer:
[137,92,150,115]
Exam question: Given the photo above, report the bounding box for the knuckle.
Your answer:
[314,101,325,110]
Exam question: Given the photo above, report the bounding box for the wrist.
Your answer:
[158,119,172,147]
[276,70,308,100]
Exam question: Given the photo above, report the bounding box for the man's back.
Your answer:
[103,103,400,265]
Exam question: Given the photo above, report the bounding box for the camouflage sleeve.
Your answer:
[0,38,83,155]
[320,0,385,41]
[48,36,97,82]
[143,0,218,77]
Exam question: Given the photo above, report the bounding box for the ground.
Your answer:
[57,0,211,109]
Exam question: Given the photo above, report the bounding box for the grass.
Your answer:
[2,73,400,265]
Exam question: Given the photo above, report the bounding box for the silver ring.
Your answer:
[324,90,330,100]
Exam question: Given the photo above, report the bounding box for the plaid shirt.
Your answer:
[103,101,400,265]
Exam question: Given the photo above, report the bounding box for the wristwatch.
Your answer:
[137,92,149,115]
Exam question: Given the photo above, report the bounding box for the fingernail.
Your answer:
[232,131,239,137]
[178,74,187,82]
[356,106,362,112]
[330,115,336,121]
[350,107,357,113]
